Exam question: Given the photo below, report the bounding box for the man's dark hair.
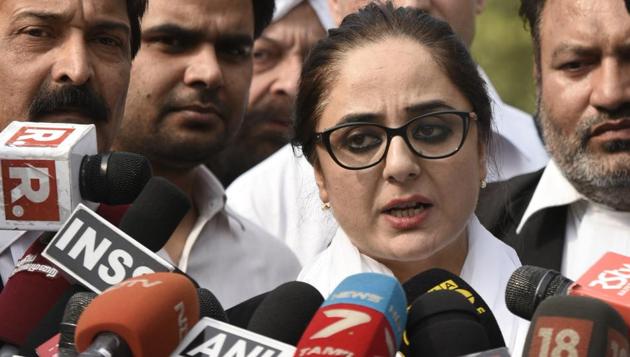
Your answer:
[253,0,276,38]
[127,0,148,58]
[292,2,493,164]
[518,0,546,71]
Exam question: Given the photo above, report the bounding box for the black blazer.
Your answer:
[476,168,568,272]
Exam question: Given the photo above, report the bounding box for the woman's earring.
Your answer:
[321,202,331,211]
[480,179,487,189]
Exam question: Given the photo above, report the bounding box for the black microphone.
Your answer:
[246,281,323,345]
[505,265,573,320]
[405,290,491,357]
[79,152,152,205]
[59,291,98,357]
[198,288,228,322]
[403,268,506,349]
[523,295,629,356]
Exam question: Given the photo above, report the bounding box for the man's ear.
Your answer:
[313,160,330,204]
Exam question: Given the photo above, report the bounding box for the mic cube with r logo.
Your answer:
[0,121,97,230]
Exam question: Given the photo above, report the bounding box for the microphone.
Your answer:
[506,252,630,328]
[403,268,506,349]
[0,238,72,347]
[59,291,98,357]
[75,272,199,357]
[198,288,228,322]
[295,273,407,357]
[0,121,152,231]
[246,281,324,345]
[6,178,189,351]
[55,288,223,357]
[171,318,295,357]
[42,176,191,293]
[404,290,491,357]
[523,295,629,356]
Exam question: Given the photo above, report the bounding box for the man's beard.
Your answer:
[537,97,630,210]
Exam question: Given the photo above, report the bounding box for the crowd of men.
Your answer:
[0,0,629,354]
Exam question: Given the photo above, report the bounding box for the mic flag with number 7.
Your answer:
[295,273,407,357]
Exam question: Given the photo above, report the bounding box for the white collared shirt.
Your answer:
[298,216,529,355]
[157,165,301,308]
[517,160,630,281]
[227,73,549,266]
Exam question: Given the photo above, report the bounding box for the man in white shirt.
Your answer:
[112,0,300,308]
[477,0,630,281]
[227,0,549,266]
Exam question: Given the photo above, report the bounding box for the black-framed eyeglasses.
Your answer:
[313,110,477,170]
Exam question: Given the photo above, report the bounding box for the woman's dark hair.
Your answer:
[292,2,493,165]
[127,0,148,58]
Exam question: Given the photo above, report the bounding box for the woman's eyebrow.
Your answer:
[405,101,456,116]
[336,113,381,125]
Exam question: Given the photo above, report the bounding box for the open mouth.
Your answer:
[384,202,433,218]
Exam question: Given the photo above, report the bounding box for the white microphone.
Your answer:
[0,121,151,231]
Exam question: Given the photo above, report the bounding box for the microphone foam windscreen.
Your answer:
[75,272,199,357]
[80,152,152,204]
[505,265,573,320]
[198,288,228,322]
[524,295,629,357]
[247,281,324,345]
[405,290,490,357]
[118,176,191,252]
[403,268,505,348]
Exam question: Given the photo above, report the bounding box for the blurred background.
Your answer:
[471,0,536,114]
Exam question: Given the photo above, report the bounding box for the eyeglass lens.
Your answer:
[328,112,466,168]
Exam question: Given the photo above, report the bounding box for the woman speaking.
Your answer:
[292,2,526,352]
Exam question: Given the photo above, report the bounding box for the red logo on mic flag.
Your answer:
[296,303,396,357]
[1,159,59,221]
[5,126,75,147]
[527,317,592,357]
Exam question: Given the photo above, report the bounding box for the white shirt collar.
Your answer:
[192,165,227,221]
[516,160,584,233]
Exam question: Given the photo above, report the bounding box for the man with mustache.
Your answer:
[0,0,146,352]
[112,0,301,307]
[227,0,549,266]
[477,0,630,280]
[206,0,331,187]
